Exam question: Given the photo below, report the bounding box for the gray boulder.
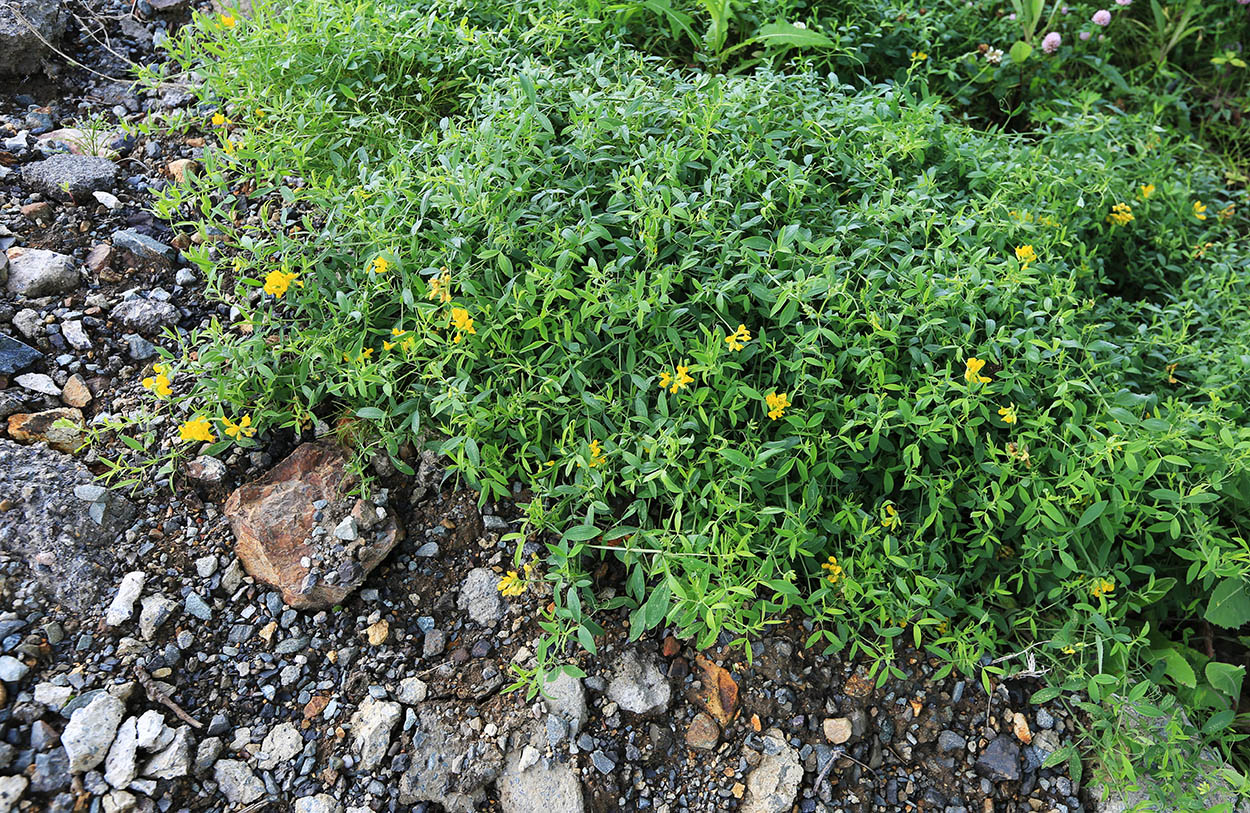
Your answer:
[5,247,78,297]
[23,154,118,203]
[0,0,65,77]
[398,703,504,812]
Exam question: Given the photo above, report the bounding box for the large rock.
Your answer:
[62,693,125,772]
[349,698,401,772]
[5,247,79,297]
[976,735,1022,782]
[398,703,504,812]
[22,155,118,203]
[0,0,65,76]
[110,296,180,334]
[0,440,135,611]
[606,648,671,716]
[223,442,403,609]
[143,725,193,779]
[104,717,139,788]
[741,729,802,813]
[111,230,176,272]
[0,774,27,811]
[0,335,40,376]
[214,759,265,805]
[7,407,83,453]
[458,567,503,627]
[497,732,583,813]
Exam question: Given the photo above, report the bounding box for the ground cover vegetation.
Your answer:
[135,0,1250,804]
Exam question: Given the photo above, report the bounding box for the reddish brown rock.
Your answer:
[61,374,92,408]
[7,408,83,452]
[223,442,403,609]
[85,244,114,275]
[685,712,719,751]
[21,202,52,224]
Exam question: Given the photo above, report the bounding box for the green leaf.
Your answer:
[1205,579,1250,629]
[1153,647,1197,688]
[563,524,601,542]
[1205,662,1245,700]
[643,581,671,630]
[1009,41,1033,63]
[754,21,835,50]
[355,407,386,420]
[1076,500,1108,529]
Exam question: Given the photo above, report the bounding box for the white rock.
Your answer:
[349,697,401,771]
[61,320,91,350]
[102,789,137,813]
[457,567,504,627]
[138,594,176,640]
[14,372,60,397]
[104,571,146,626]
[257,721,301,770]
[294,794,343,813]
[63,693,126,772]
[143,724,193,779]
[606,648,671,715]
[214,759,265,805]
[194,554,218,578]
[104,717,139,788]
[135,709,166,750]
[5,247,79,297]
[741,729,802,813]
[0,655,29,682]
[541,671,587,735]
[93,191,121,209]
[395,677,427,705]
[0,775,27,812]
[33,682,72,711]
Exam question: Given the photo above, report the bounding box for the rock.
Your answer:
[937,729,966,753]
[396,677,427,705]
[7,408,82,451]
[11,309,41,340]
[823,717,853,745]
[112,230,177,271]
[29,747,70,793]
[606,648,671,715]
[105,572,146,626]
[0,335,40,375]
[21,201,53,223]
[61,374,92,408]
[102,791,137,813]
[62,692,125,772]
[685,712,719,750]
[214,759,265,805]
[144,725,193,779]
[976,735,1022,782]
[541,670,587,735]
[125,335,157,361]
[194,737,221,774]
[110,297,179,334]
[93,191,121,209]
[458,567,504,626]
[0,0,65,76]
[350,697,401,771]
[184,591,211,620]
[1012,710,1033,745]
[5,247,78,297]
[0,655,28,682]
[741,729,802,813]
[258,722,301,770]
[33,682,72,711]
[104,717,139,788]
[0,775,26,811]
[85,244,113,275]
[15,372,60,396]
[497,739,583,813]
[295,795,343,813]
[135,710,166,750]
[184,455,227,497]
[138,594,176,639]
[0,441,135,611]
[223,442,404,609]
[167,158,198,182]
[22,155,118,203]
[61,320,91,350]
[399,703,504,812]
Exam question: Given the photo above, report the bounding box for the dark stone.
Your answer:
[975,735,1021,782]
[0,335,40,375]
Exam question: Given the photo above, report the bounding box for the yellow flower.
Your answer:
[820,555,844,584]
[223,138,237,156]
[370,256,389,274]
[1193,200,1207,220]
[211,112,229,127]
[1138,184,1155,200]
[179,416,216,443]
[1219,204,1234,222]
[765,391,791,420]
[998,403,1018,425]
[1014,245,1037,268]
[881,504,901,531]
[262,269,301,297]
[142,373,172,399]
[1089,578,1115,599]
[964,357,992,384]
[428,270,452,303]
[220,13,236,27]
[588,439,606,468]
[222,414,255,439]
[910,51,928,61]
[450,307,476,343]
[382,340,395,351]
[724,324,752,352]
[658,371,672,391]
[497,571,526,597]
[360,348,373,360]
[659,364,694,394]
[1107,203,1134,226]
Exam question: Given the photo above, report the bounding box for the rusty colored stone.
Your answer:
[7,408,83,452]
[223,442,403,609]
[685,712,719,751]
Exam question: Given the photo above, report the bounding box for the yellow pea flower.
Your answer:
[1193,200,1207,220]
[220,13,236,27]
[370,256,389,274]
[1014,245,1036,268]
[998,404,1018,425]
[142,373,172,399]
[179,417,216,443]
[1107,203,1133,226]
[1138,184,1155,200]
[262,269,301,297]
[964,357,992,384]
[223,414,256,439]
[724,324,752,352]
[765,391,791,420]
